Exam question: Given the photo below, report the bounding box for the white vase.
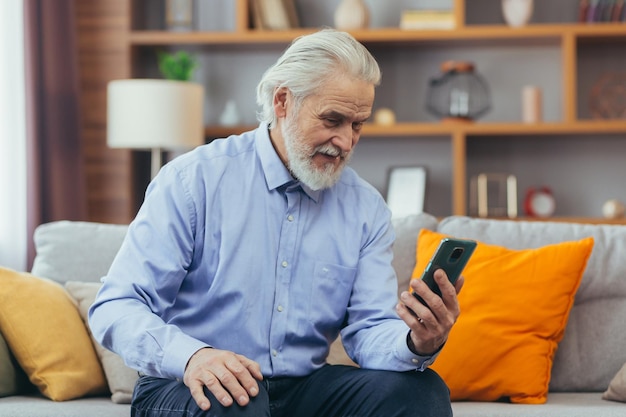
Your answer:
[501,0,533,28]
[334,0,370,30]
[219,100,241,126]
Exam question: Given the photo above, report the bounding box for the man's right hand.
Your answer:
[183,347,263,411]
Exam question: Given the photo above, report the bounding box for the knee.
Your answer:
[191,385,271,417]
[366,369,452,417]
[131,376,271,417]
[402,368,449,396]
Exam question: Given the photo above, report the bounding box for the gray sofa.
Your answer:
[1,214,625,416]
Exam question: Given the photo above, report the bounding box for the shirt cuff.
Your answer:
[395,331,438,371]
[162,333,212,379]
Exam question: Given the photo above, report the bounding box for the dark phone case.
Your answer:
[412,237,477,306]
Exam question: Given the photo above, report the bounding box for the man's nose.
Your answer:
[332,123,356,154]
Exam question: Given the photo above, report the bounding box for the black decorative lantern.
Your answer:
[426,61,491,121]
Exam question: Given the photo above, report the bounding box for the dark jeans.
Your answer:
[130,365,452,417]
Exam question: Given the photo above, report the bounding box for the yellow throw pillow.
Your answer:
[0,267,108,401]
[412,230,594,404]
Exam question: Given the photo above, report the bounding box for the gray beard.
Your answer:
[281,118,352,191]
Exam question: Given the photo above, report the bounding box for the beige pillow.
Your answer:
[65,281,139,404]
[0,267,108,401]
[603,362,626,403]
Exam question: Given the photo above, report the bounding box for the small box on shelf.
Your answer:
[399,9,456,30]
[250,0,299,30]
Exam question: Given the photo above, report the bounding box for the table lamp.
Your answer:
[107,79,204,178]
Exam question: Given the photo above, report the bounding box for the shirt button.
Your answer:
[287,215,294,222]
[412,358,420,364]
[272,349,278,357]
[277,305,284,312]
[281,261,288,268]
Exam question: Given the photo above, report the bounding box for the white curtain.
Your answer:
[0,0,27,271]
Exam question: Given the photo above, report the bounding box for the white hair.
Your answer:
[256,29,381,127]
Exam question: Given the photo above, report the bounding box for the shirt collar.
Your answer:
[255,123,320,203]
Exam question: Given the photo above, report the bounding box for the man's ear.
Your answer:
[273,87,289,118]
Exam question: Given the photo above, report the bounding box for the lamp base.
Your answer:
[151,148,162,179]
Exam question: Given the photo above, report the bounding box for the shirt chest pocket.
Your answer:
[306,262,357,327]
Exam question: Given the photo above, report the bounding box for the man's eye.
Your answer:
[352,122,364,130]
[326,119,340,126]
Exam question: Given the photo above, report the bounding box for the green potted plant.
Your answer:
[157,50,198,81]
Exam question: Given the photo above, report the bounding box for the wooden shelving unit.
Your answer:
[118,0,626,224]
[128,24,626,45]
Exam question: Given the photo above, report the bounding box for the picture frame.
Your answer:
[385,166,427,219]
[469,173,518,218]
[251,0,299,30]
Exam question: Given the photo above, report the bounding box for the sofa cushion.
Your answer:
[451,392,626,417]
[31,221,128,284]
[603,362,626,403]
[414,229,593,404]
[0,267,108,401]
[438,216,626,393]
[65,281,138,404]
[0,395,131,417]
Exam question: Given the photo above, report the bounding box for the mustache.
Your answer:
[312,143,349,159]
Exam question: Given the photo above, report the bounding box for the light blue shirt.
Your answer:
[89,124,435,380]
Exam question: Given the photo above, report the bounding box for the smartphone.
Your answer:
[412,237,477,306]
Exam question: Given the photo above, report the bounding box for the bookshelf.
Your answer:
[77,0,626,224]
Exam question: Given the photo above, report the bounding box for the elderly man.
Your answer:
[89,29,461,417]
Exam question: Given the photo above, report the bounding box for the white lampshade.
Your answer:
[107,79,205,178]
[107,79,204,150]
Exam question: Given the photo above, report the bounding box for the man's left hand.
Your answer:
[396,269,464,355]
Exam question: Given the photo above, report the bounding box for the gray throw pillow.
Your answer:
[0,332,31,397]
[32,221,128,284]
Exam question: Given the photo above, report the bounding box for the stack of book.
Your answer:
[399,9,456,30]
[579,0,626,23]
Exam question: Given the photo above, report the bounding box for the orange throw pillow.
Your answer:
[412,229,594,404]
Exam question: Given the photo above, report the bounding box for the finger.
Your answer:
[407,283,453,335]
[213,361,253,407]
[432,271,462,322]
[398,292,430,329]
[184,357,235,408]
[202,370,236,407]
[396,301,420,329]
[455,275,465,294]
[187,379,212,411]
[397,301,444,355]
[237,354,264,382]
[410,278,444,315]
[433,270,458,309]
[223,357,261,403]
[408,278,423,294]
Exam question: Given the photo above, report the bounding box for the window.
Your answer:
[0,0,27,271]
